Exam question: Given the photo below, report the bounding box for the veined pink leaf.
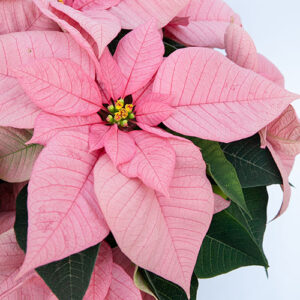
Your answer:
[0,227,54,299]
[114,20,164,96]
[213,194,230,214]
[119,131,176,197]
[5,275,57,300]
[94,138,214,296]
[165,0,241,48]
[0,0,59,34]
[50,1,121,58]
[105,263,142,300]
[73,0,120,11]
[97,48,126,101]
[0,127,42,183]
[0,228,26,298]
[14,58,101,117]
[153,47,299,142]
[225,23,258,71]
[132,78,154,104]
[168,16,190,27]
[137,123,179,140]
[29,112,100,146]
[262,106,300,217]
[32,0,99,65]
[0,31,95,128]
[267,105,300,164]
[109,0,189,29]
[18,130,109,277]
[104,125,136,166]
[257,54,285,87]
[135,93,174,126]
[84,242,113,300]
[89,124,110,152]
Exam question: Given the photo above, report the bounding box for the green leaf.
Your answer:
[134,267,158,299]
[220,134,282,187]
[190,138,249,215]
[14,185,100,300]
[0,127,43,183]
[195,186,269,278]
[139,269,198,300]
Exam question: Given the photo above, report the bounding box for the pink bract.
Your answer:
[13,20,215,295]
[165,0,242,48]
[224,23,299,216]
[153,47,299,142]
[0,0,59,34]
[260,106,300,217]
[84,242,142,299]
[0,31,95,129]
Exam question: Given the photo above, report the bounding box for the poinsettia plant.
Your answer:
[0,0,299,299]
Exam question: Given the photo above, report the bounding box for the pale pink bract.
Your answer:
[12,20,215,296]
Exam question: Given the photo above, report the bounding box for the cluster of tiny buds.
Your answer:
[106,99,135,127]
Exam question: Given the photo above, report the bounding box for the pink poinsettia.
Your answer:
[165,0,242,48]
[12,21,214,296]
[224,22,300,216]
[32,0,121,59]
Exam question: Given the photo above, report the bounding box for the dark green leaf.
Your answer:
[163,38,185,56]
[190,138,249,215]
[14,185,100,300]
[14,184,28,251]
[195,186,269,278]
[220,134,282,187]
[108,29,130,54]
[140,269,198,300]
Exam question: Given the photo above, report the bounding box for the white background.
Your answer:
[197,1,300,299]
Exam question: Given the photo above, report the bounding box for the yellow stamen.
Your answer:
[125,104,133,112]
[115,99,124,110]
[58,0,64,3]
[120,109,128,119]
[114,112,122,122]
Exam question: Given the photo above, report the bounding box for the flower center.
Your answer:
[98,96,136,130]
